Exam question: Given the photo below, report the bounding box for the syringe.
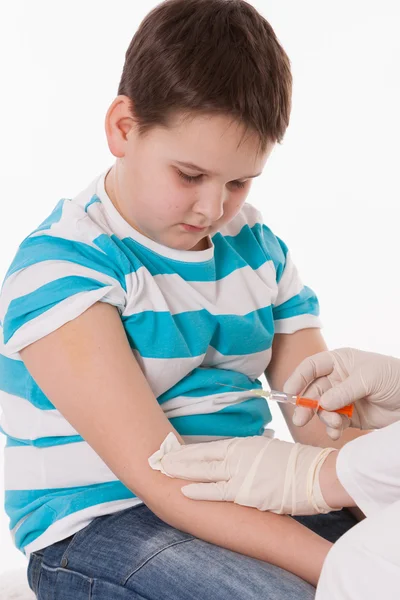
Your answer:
[217,383,354,418]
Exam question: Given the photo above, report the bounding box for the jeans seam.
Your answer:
[121,537,195,586]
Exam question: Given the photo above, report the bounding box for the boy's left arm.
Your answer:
[265,328,370,450]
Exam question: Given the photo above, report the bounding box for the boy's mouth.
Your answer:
[181,223,208,233]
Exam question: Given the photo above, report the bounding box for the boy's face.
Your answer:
[108,111,274,251]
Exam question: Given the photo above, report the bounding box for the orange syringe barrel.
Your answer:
[216,383,354,419]
[296,395,354,418]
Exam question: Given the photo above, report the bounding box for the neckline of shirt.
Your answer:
[96,170,215,264]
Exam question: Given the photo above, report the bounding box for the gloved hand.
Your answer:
[284,348,400,439]
[153,433,338,515]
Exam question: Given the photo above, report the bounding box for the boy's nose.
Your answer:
[193,188,226,223]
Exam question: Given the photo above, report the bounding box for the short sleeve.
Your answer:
[272,241,321,334]
[0,230,128,356]
[253,217,321,334]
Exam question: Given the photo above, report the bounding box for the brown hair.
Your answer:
[118,0,292,148]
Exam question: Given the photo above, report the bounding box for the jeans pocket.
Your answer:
[39,563,93,600]
[27,552,43,595]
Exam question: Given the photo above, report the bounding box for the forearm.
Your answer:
[319,424,371,450]
[318,450,355,509]
[144,473,331,586]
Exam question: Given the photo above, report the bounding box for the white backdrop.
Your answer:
[0,0,399,575]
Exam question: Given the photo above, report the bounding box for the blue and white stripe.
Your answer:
[0,171,321,555]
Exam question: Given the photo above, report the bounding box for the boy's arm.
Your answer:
[20,302,330,586]
[265,328,370,449]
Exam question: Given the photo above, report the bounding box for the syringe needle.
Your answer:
[216,382,354,417]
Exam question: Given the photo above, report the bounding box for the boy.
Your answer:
[0,1,362,597]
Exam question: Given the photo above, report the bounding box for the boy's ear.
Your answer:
[105,96,136,158]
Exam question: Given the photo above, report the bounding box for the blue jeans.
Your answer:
[27,504,357,599]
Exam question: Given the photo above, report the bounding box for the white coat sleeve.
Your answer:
[336,420,400,517]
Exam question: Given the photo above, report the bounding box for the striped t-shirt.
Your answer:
[0,171,321,555]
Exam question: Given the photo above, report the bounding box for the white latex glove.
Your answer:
[151,432,338,516]
[284,348,400,439]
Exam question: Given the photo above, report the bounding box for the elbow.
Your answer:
[135,475,191,532]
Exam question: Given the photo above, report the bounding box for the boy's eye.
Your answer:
[228,180,246,190]
[177,169,246,190]
[177,170,203,184]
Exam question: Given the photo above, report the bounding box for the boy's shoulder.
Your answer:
[2,174,123,286]
[9,175,116,265]
[31,175,113,244]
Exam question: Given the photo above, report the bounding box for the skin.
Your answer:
[319,451,356,509]
[104,96,272,252]
[19,99,353,586]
